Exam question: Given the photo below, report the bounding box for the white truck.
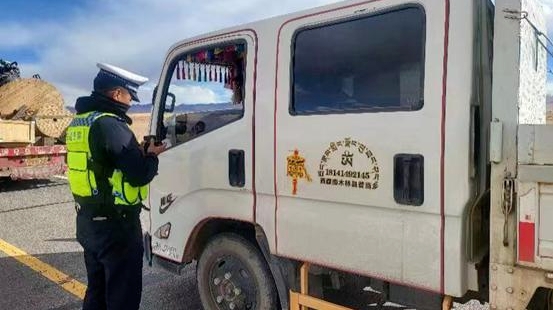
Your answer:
[143,0,553,309]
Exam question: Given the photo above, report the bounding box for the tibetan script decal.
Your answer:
[318,138,379,190]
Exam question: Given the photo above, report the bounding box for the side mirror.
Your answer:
[165,92,176,113]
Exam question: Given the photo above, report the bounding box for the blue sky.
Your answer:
[1,1,94,62]
[1,0,340,105]
[2,0,553,106]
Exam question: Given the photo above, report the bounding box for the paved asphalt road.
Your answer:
[0,178,203,310]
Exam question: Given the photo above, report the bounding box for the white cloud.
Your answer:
[168,84,222,105]
[0,24,36,49]
[3,0,338,105]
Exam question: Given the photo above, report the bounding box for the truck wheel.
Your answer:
[197,233,279,310]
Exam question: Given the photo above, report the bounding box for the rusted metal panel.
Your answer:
[7,162,66,180]
[0,145,66,158]
[0,145,67,179]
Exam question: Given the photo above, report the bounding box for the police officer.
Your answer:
[66,63,165,310]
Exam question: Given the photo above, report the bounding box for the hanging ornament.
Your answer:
[214,48,224,61]
[208,65,212,82]
[184,61,188,80]
[183,62,187,80]
[198,64,202,82]
[224,67,232,89]
[203,65,208,82]
[225,67,230,84]
[176,61,181,80]
[192,63,197,81]
[218,66,223,83]
[196,51,206,63]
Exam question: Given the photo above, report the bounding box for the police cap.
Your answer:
[93,63,148,102]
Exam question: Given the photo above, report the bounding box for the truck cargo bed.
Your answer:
[0,120,35,146]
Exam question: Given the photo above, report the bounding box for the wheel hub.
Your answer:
[210,258,256,310]
[216,274,241,302]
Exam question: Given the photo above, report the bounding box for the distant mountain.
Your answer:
[129,104,153,114]
[66,102,237,114]
[129,103,237,114]
[179,103,238,113]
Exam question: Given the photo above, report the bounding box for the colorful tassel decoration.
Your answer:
[176,61,181,80]
[198,64,202,82]
[181,61,186,80]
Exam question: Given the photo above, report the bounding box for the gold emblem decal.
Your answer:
[318,138,379,190]
[287,150,312,195]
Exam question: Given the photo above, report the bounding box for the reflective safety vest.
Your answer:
[66,111,148,206]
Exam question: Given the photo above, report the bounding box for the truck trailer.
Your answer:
[0,62,71,181]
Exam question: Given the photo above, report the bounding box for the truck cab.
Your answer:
[145,0,553,309]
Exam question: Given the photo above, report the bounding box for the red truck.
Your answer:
[0,61,72,181]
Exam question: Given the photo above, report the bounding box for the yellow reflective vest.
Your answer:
[66,111,148,206]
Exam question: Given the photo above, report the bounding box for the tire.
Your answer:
[197,233,279,310]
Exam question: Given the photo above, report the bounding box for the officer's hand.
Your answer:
[147,142,166,156]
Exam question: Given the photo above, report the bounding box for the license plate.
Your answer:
[24,156,49,166]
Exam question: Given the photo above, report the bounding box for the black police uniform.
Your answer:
[73,92,158,310]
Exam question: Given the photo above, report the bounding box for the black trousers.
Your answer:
[76,208,143,310]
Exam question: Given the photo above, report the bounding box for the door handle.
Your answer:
[228,149,245,187]
[394,154,424,206]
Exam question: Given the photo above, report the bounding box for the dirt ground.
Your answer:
[129,113,151,140]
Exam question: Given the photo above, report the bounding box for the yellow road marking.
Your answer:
[0,238,86,299]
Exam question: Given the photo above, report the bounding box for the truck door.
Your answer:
[274,2,446,292]
[148,33,257,262]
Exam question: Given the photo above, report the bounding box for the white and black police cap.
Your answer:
[93,63,148,102]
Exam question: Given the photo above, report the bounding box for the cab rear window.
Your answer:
[291,6,426,115]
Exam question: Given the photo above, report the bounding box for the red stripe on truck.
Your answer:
[440,0,451,294]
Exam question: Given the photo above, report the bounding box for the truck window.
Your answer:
[160,42,246,146]
[291,6,425,115]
